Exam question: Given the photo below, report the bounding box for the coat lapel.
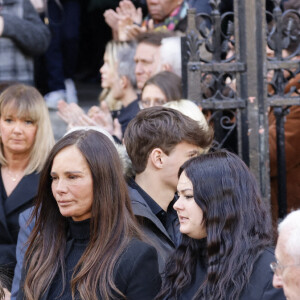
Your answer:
[5,172,40,215]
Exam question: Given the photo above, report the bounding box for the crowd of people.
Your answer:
[0,0,299,299]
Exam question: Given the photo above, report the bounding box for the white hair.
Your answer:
[160,36,182,78]
[163,100,208,130]
[278,210,300,260]
[163,100,210,153]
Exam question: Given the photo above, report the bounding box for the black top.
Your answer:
[0,170,39,271]
[128,178,178,245]
[111,99,140,136]
[32,218,162,300]
[174,246,285,300]
[47,218,90,299]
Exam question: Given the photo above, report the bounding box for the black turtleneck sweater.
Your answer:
[47,218,90,299]
[44,218,161,300]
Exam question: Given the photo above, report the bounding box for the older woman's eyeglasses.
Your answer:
[270,261,300,276]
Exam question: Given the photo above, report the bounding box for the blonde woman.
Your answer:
[57,41,139,141]
[0,84,54,285]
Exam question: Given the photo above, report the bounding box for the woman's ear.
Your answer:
[120,75,128,89]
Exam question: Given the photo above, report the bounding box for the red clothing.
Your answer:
[269,105,300,220]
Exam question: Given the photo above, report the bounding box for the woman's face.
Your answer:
[140,84,167,109]
[100,52,118,89]
[51,145,93,222]
[174,171,207,239]
[0,109,37,156]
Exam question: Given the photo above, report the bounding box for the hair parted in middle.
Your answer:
[0,84,55,174]
[124,106,213,174]
[23,129,143,300]
[157,150,273,300]
[142,71,182,102]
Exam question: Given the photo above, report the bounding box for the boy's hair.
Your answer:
[124,106,213,174]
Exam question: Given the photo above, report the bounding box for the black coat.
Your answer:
[0,172,39,269]
[128,185,181,273]
[17,218,161,300]
[176,247,285,300]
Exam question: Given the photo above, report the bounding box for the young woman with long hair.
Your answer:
[17,129,161,300]
[157,150,284,300]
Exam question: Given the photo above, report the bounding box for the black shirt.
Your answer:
[111,99,140,136]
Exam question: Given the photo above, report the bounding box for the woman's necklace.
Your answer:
[6,168,21,182]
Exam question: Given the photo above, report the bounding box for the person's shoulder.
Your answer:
[255,247,276,267]
[125,238,157,257]
[116,238,158,274]
[241,247,285,299]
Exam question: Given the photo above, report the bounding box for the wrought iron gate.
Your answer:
[182,0,300,219]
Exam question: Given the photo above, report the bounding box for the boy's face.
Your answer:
[160,141,201,191]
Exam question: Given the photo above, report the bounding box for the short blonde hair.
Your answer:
[163,100,210,153]
[0,84,55,174]
[163,99,209,130]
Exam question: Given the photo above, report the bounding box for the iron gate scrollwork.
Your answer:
[183,0,300,219]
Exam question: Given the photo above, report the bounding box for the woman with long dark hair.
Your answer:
[157,150,284,300]
[17,129,161,300]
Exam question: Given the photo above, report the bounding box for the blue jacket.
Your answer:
[10,207,34,299]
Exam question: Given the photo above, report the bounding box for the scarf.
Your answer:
[142,1,189,31]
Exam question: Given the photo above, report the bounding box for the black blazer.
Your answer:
[0,172,39,267]
[176,248,285,300]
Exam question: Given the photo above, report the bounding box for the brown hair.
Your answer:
[24,130,143,300]
[136,31,174,46]
[142,71,182,101]
[124,106,213,174]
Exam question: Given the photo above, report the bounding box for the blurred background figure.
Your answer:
[18,129,161,299]
[157,151,285,300]
[57,40,139,141]
[0,0,50,85]
[164,99,208,131]
[43,0,81,108]
[140,71,182,109]
[272,210,300,300]
[0,84,54,289]
[134,31,174,90]
[104,0,188,41]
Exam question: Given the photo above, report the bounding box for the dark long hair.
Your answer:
[157,150,272,300]
[23,130,143,300]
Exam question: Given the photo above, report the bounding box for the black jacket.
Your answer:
[128,185,181,272]
[176,247,285,300]
[17,218,161,300]
[0,172,39,269]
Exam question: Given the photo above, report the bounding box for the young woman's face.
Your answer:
[100,52,118,89]
[51,145,93,222]
[140,84,167,109]
[174,171,207,239]
[0,109,37,156]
